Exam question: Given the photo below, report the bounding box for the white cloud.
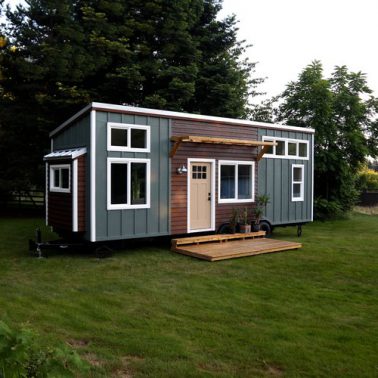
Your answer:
[219,0,378,102]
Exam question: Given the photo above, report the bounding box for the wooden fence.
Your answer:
[359,191,378,206]
[0,189,44,212]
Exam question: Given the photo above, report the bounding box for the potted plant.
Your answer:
[252,207,263,231]
[229,208,239,234]
[239,207,251,233]
[252,194,270,231]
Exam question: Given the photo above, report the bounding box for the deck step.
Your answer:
[171,231,266,248]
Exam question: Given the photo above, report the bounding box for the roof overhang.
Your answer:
[43,147,87,161]
[169,135,276,160]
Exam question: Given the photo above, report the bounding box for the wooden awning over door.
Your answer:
[169,135,276,161]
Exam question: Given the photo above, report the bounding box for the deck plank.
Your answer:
[172,238,302,261]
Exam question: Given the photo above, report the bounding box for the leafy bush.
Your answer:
[0,321,88,377]
[358,167,378,191]
[314,198,344,221]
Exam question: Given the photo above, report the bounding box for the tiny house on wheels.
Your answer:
[44,102,314,243]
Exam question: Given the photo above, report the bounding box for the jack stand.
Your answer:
[297,224,302,237]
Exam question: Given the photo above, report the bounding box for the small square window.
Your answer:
[299,143,308,157]
[293,167,302,181]
[111,128,128,147]
[50,165,70,193]
[293,183,302,198]
[131,129,146,149]
[288,142,297,156]
[276,141,285,155]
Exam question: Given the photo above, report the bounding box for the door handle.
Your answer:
[208,193,211,201]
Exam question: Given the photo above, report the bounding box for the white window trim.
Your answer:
[262,136,309,160]
[292,164,305,202]
[218,160,255,204]
[49,164,71,193]
[107,157,151,210]
[187,158,216,233]
[107,122,151,152]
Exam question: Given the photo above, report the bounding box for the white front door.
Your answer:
[189,162,212,231]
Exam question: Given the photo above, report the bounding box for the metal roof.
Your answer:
[43,147,87,161]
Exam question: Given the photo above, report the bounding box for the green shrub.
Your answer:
[358,168,378,190]
[314,198,344,221]
[0,321,88,377]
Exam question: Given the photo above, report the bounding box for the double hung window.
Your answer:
[292,164,304,201]
[218,161,254,203]
[50,165,70,193]
[108,158,150,209]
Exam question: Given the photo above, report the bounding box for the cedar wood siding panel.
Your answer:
[47,160,72,231]
[52,114,90,238]
[257,129,313,225]
[171,119,259,235]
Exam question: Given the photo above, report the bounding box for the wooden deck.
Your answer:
[171,232,302,261]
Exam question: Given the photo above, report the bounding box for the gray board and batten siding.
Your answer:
[258,129,314,226]
[93,111,171,242]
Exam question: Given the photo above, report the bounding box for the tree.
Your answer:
[0,0,262,194]
[277,61,378,217]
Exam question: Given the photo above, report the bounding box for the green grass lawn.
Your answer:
[0,214,377,377]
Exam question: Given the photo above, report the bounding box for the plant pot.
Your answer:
[252,224,260,232]
[239,224,251,233]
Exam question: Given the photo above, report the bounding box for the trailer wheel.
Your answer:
[94,245,113,258]
[217,223,234,234]
[259,221,272,236]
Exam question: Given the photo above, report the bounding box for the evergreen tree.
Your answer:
[277,61,378,217]
[0,0,261,193]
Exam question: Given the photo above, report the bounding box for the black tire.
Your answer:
[259,220,272,236]
[217,223,234,234]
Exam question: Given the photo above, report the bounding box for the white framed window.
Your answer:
[262,136,309,160]
[218,160,255,203]
[107,122,150,152]
[292,164,304,201]
[49,164,70,193]
[107,158,151,210]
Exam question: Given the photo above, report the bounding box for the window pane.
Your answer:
[111,163,127,204]
[131,163,146,205]
[238,165,252,199]
[61,168,69,189]
[111,128,128,147]
[299,143,307,157]
[266,144,273,154]
[293,167,302,181]
[220,165,235,199]
[293,183,301,198]
[288,142,297,156]
[53,169,60,187]
[276,141,285,155]
[131,129,146,149]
